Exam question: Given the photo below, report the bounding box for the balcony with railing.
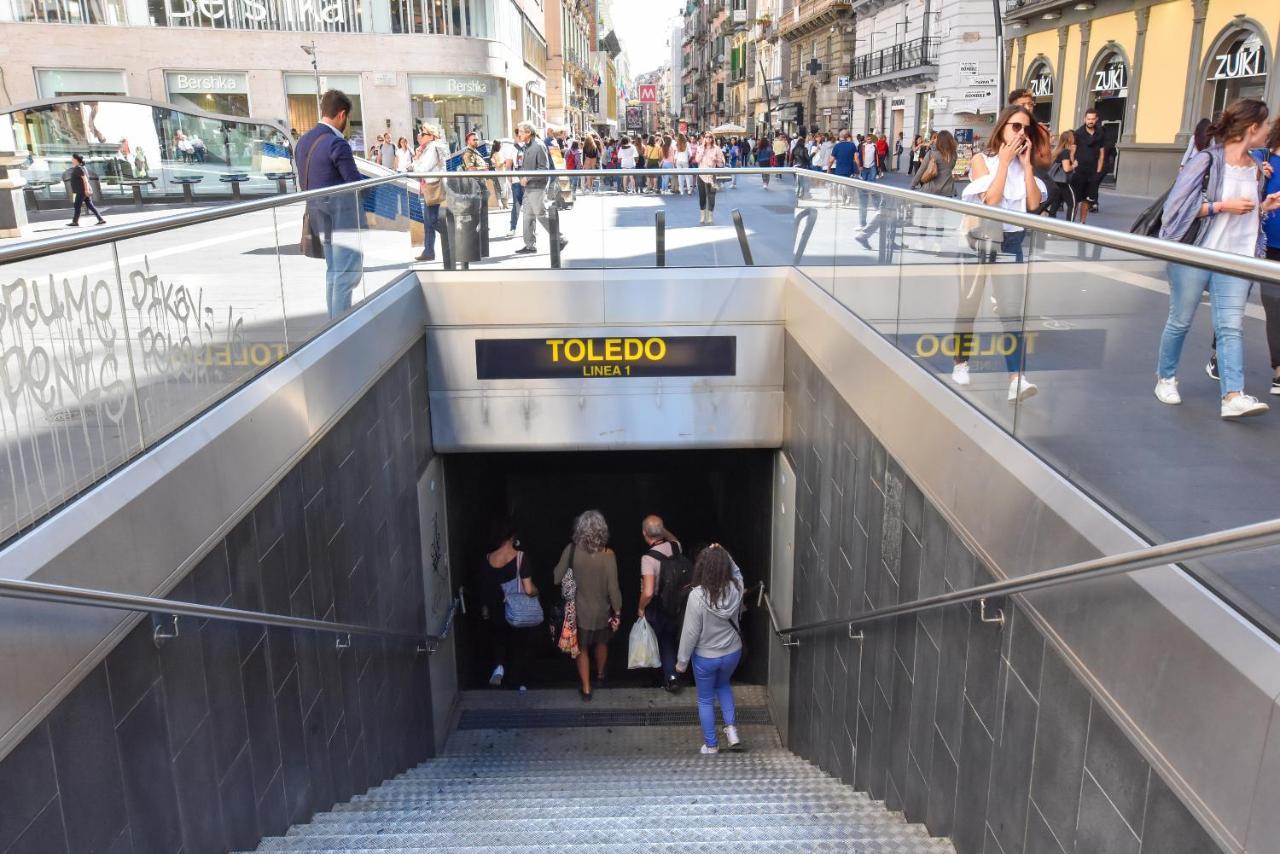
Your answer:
[1003,0,1074,21]
[850,36,939,89]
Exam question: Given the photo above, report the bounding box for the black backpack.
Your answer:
[651,542,694,620]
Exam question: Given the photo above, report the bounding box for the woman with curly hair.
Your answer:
[676,544,745,753]
[554,510,622,700]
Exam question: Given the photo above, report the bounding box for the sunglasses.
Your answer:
[1008,121,1029,133]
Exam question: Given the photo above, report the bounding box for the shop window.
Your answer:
[1203,31,1267,120]
[1024,59,1053,125]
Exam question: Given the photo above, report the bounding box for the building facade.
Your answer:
[1006,0,1280,195]
[846,0,999,165]
[545,0,598,134]
[777,0,856,134]
[0,0,550,149]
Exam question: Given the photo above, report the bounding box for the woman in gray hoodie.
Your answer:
[676,545,744,754]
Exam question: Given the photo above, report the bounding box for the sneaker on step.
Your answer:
[700,744,719,755]
[1008,376,1038,402]
[723,725,742,750]
[488,665,504,686]
[1271,377,1280,396]
[1154,377,1181,405]
[951,362,970,386]
[514,245,537,255]
[1205,356,1219,381]
[1221,394,1269,419]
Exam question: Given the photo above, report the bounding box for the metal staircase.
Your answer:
[246,688,953,853]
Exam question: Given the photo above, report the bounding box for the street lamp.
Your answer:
[301,41,321,118]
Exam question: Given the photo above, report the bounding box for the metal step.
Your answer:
[456,705,772,730]
[248,843,928,854]
[254,824,952,851]
[298,804,881,829]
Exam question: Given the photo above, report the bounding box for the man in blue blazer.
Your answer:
[295,90,364,319]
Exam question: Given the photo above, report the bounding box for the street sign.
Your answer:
[959,61,979,75]
[638,84,657,103]
[837,75,850,91]
[963,89,994,100]
[822,108,832,116]
[968,75,997,86]
[929,95,949,110]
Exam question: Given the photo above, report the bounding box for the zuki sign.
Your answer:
[475,336,737,379]
[1210,41,1265,80]
[1091,60,1128,95]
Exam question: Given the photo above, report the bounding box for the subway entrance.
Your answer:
[443,449,775,690]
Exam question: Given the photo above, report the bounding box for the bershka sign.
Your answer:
[167,72,247,93]
[447,78,489,94]
[475,335,737,379]
[638,84,657,103]
[165,0,346,26]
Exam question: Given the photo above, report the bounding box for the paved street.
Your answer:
[3,171,1278,631]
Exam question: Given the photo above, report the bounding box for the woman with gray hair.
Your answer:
[553,510,622,700]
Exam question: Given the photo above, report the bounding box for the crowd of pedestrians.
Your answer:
[478,510,746,754]
[297,87,1280,421]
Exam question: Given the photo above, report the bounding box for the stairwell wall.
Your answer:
[780,332,1222,854]
[0,340,435,854]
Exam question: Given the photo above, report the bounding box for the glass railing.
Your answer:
[0,172,419,545]
[4,164,1279,640]
[796,170,1280,640]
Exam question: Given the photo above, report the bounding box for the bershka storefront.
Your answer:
[409,75,505,150]
[165,71,250,117]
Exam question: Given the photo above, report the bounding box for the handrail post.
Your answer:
[655,210,666,267]
[549,205,562,269]
[732,209,753,265]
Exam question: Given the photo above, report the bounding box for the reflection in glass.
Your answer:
[2,97,293,206]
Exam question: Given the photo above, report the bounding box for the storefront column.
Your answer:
[1052,25,1069,131]
[1121,6,1149,145]
[1073,19,1093,124]
[1015,37,1027,89]
[1176,0,1210,144]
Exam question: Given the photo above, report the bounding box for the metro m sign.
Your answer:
[638,84,657,103]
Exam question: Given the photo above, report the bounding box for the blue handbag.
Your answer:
[502,552,544,628]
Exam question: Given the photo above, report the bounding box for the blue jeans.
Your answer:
[509,183,523,232]
[1158,263,1250,397]
[422,203,441,259]
[860,166,877,182]
[644,602,678,683]
[692,648,741,747]
[324,236,362,319]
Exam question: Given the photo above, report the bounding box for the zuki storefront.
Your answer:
[1005,2,1278,196]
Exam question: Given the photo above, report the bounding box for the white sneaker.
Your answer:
[1221,394,1269,419]
[951,362,971,386]
[488,665,504,686]
[1154,377,1181,405]
[504,229,516,239]
[723,725,741,749]
[1008,376,1038,402]
[700,744,719,755]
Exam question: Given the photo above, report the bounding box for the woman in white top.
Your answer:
[412,123,450,262]
[394,136,413,172]
[617,138,639,194]
[1155,98,1280,418]
[675,134,693,195]
[952,106,1047,402]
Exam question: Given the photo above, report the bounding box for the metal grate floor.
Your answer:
[457,705,772,730]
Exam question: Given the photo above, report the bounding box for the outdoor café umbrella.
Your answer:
[709,123,747,136]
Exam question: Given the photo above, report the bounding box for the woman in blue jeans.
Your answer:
[1155,98,1280,419]
[676,544,744,754]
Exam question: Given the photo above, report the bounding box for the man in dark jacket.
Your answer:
[295,90,364,318]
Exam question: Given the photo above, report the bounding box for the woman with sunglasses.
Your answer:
[952,106,1046,402]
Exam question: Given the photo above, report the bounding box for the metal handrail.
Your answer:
[7,166,1280,286]
[0,575,465,652]
[765,516,1280,641]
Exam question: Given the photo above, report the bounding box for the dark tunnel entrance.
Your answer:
[444,449,775,690]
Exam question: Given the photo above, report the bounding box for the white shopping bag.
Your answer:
[627,616,661,669]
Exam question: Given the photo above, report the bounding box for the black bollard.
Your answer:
[655,210,666,267]
[732,209,754,266]
[549,205,561,269]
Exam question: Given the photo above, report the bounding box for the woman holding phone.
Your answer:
[951,106,1046,402]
